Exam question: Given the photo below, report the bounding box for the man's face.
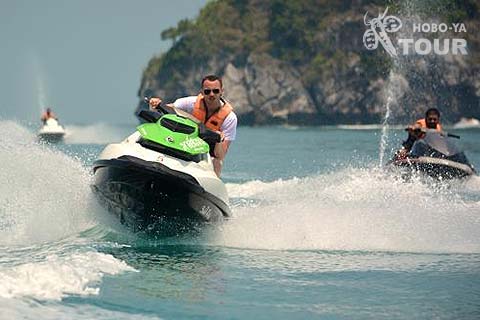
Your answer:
[202,79,223,108]
[426,112,440,129]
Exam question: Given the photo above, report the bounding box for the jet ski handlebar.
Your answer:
[138,96,177,123]
[137,109,162,123]
[446,132,460,139]
[139,97,222,144]
[142,97,173,117]
[404,127,460,139]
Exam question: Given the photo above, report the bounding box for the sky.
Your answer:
[0,0,207,124]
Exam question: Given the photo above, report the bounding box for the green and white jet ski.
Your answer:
[92,104,231,235]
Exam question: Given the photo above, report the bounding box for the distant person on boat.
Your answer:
[148,74,238,177]
[394,108,443,159]
[40,108,57,124]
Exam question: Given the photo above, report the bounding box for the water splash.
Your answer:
[376,7,407,165]
[378,85,393,165]
[220,168,480,253]
[0,298,157,320]
[378,69,409,165]
[0,249,135,301]
[0,121,97,245]
[0,120,139,308]
[31,53,50,116]
[64,123,133,144]
[377,2,454,164]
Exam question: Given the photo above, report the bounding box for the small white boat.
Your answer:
[38,118,66,143]
[453,117,480,129]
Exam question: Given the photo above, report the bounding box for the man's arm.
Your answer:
[400,123,425,154]
[214,137,230,160]
[212,140,230,177]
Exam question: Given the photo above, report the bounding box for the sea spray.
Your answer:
[0,249,135,300]
[0,121,97,245]
[220,168,480,253]
[378,71,406,165]
[376,1,462,164]
[32,53,50,117]
[64,123,132,144]
[0,298,157,320]
[376,5,414,165]
[0,121,137,306]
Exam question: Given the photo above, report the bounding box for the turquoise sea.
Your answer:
[1,121,480,319]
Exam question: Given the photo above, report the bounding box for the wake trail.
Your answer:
[219,167,480,253]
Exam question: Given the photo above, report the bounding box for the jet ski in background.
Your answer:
[92,101,231,236]
[38,118,66,143]
[453,117,480,129]
[388,128,476,180]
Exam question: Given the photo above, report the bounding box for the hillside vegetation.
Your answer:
[139,0,479,125]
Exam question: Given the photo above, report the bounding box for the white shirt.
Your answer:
[173,96,238,141]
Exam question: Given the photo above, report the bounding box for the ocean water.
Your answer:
[1,120,480,319]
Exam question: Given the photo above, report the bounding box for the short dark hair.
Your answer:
[425,108,440,118]
[201,74,223,88]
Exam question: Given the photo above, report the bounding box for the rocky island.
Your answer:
[137,0,479,125]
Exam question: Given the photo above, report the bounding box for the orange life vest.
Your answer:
[192,94,233,131]
[415,118,442,131]
[41,112,56,121]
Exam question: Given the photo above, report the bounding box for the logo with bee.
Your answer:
[363,7,402,57]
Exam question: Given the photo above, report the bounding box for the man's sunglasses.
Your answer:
[203,88,221,95]
[427,117,439,121]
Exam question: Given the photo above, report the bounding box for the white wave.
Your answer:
[0,121,97,245]
[464,174,480,191]
[0,251,136,301]
[226,178,302,199]
[64,123,133,144]
[336,124,405,130]
[0,298,161,320]
[220,167,480,253]
[0,120,37,144]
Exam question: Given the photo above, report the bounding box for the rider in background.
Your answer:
[41,108,57,124]
[395,108,442,159]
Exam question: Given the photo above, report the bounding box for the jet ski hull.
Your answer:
[38,132,65,143]
[389,157,475,180]
[38,118,66,143]
[92,155,230,235]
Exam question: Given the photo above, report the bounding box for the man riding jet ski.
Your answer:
[148,74,238,177]
[38,108,66,143]
[92,102,232,236]
[394,108,443,159]
[389,108,475,179]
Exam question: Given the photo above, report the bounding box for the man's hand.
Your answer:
[148,97,162,110]
[407,124,424,138]
[394,147,409,160]
[407,123,421,132]
[218,131,225,143]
